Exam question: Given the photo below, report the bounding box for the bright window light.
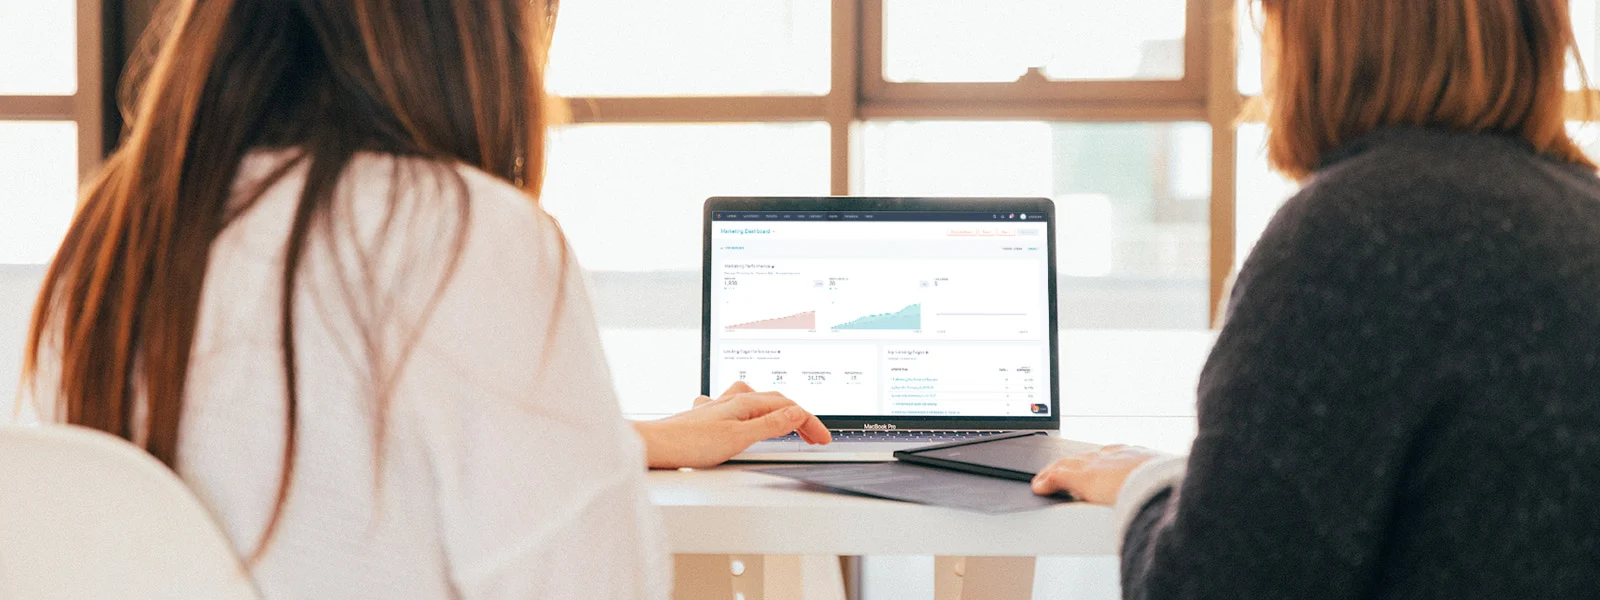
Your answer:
[0,121,78,264]
[547,0,830,96]
[884,0,1187,82]
[0,0,76,95]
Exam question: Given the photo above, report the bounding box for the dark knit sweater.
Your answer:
[1121,128,1600,599]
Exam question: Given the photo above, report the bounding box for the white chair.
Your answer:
[0,424,260,600]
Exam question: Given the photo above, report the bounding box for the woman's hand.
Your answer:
[632,382,832,469]
[1031,444,1165,505]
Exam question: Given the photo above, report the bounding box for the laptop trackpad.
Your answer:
[742,440,804,453]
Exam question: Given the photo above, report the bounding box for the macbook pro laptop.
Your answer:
[702,197,1060,461]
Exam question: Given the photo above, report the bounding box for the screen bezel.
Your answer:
[701,196,1061,431]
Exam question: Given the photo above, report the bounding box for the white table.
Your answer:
[619,329,1215,598]
[649,465,1119,600]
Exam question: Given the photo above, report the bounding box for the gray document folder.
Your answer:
[753,462,1071,514]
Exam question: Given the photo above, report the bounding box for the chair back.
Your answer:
[0,424,260,600]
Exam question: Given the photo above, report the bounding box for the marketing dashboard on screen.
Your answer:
[705,207,1054,418]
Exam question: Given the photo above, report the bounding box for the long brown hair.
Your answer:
[1260,0,1595,179]
[23,0,556,560]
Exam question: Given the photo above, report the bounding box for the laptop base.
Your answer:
[727,451,896,463]
[730,431,1058,463]
[727,440,919,463]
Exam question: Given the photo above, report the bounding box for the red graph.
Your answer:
[727,311,817,330]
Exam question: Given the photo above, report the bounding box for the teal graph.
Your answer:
[833,304,921,331]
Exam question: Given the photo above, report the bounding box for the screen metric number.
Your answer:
[735,370,861,385]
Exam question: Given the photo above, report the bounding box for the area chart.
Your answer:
[727,311,817,331]
[833,304,921,331]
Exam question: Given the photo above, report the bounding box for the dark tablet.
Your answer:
[894,431,1102,482]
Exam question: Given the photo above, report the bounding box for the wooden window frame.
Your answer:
[565,0,1242,327]
[858,0,1210,108]
[11,0,1249,325]
[0,0,104,179]
[18,1,1598,325]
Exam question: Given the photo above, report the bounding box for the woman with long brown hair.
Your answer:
[1035,1,1600,597]
[21,0,827,596]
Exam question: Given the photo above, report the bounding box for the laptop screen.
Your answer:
[705,202,1055,422]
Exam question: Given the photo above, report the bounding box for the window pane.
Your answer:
[541,123,830,272]
[0,121,77,264]
[1576,0,1600,89]
[860,121,1212,329]
[547,0,830,97]
[883,0,1187,83]
[1234,124,1299,271]
[1568,121,1600,167]
[0,1,76,94]
[1238,0,1264,96]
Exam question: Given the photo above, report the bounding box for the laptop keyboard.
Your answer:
[766,430,1008,443]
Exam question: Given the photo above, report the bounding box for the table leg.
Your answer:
[672,555,848,600]
[673,554,745,599]
[839,556,862,600]
[933,556,1036,600]
[798,556,847,600]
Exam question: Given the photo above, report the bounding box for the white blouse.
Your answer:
[40,151,670,598]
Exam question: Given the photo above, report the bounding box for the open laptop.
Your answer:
[702,197,1061,461]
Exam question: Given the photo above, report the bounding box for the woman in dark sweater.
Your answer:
[1032,1,1600,597]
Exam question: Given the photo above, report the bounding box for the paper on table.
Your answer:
[753,462,1073,514]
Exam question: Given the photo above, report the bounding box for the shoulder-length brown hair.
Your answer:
[1260,0,1596,179]
[24,0,557,561]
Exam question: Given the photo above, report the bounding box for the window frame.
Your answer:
[26,1,1600,326]
[0,0,104,180]
[10,0,1249,326]
[858,0,1211,105]
[564,0,1242,326]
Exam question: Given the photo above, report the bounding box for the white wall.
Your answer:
[0,265,45,424]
